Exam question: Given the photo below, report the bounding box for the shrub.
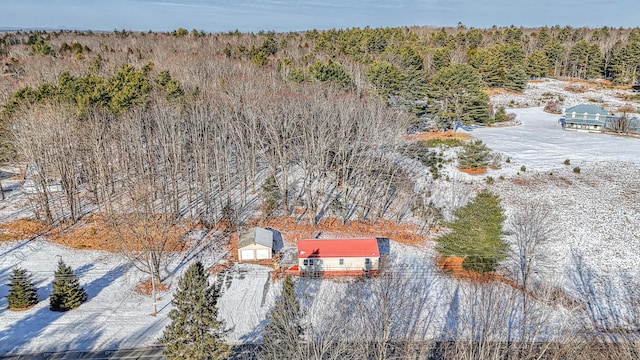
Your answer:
[505,157,511,163]
[485,176,495,185]
[494,106,507,122]
[564,159,571,165]
[544,100,563,114]
[458,140,490,170]
[573,167,581,174]
[7,268,39,310]
[404,142,445,179]
[421,138,465,148]
[520,165,526,172]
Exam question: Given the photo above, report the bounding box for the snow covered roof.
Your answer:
[298,238,380,259]
[238,227,273,249]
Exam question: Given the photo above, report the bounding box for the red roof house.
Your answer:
[296,238,380,276]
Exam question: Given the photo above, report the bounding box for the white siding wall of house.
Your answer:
[298,256,379,272]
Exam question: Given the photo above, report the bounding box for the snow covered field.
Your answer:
[0,239,172,355]
[1,80,639,355]
[456,106,640,291]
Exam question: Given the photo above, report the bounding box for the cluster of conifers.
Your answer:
[6,259,87,312]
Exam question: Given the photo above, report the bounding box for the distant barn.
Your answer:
[237,227,273,262]
[297,238,380,276]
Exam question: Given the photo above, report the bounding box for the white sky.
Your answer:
[0,0,638,32]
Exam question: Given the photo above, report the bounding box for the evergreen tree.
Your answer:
[261,174,281,218]
[429,63,490,128]
[457,140,490,170]
[429,47,451,73]
[262,275,305,360]
[49,259,88,312]
[7,268,39,310]
[568,41,604,79]
[365,61,403,98]
[161,261,230,360]
[308,60,352,88]
[471,47,505,87]
[525,51,550,79]
[544,40,566,77]
[609,41,640,84]
[504,64,528,92]
[437,190,507,273]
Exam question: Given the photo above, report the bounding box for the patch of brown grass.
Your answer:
[436,256,523,289]
[208,261,233,274]
[483,87,521,95]
[405,130,470,142]
[49,213,189,252]
[563,84,588,93]
[8,304,37,311]
[250,216,429,247]
[0,219,50,241]
[49,221,117,250]
[135,278,170,296]
[458,167,487,175]
[567,78,614,89]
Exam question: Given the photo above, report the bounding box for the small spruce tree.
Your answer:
[260,174,281,218]
[49,259,88,312]
[262,275,305,360]
[458,140,490,170]
[7,268,39,310]
[437,190,507,273]
[161,261,230,360]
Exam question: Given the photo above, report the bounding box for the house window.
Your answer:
[365,258,371,266]
[339,259,344,265]
[595,113,600,121]
[308,259,314,266]
[583,112,588,120]
[571,111,576,118]
[303,259,308,266]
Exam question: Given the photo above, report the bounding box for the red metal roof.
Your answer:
[297,238,380,259]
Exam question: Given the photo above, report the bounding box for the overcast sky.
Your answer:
[0,0,638,32]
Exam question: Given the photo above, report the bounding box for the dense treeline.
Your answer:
[8,62,414,229]
[1,25,639,226]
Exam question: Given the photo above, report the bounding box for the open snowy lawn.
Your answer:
[216,263,276,344]
[0,239,172,355]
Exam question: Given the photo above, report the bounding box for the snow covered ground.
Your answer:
[462,106,640,171]
[0,239,171,355]
[458,105,640,287]
[1,79,639,355]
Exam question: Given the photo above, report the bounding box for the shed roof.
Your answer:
[565,104,609,115]
[238,227,273,249]
[298,238,380,259]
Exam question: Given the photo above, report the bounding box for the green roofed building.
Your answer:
[562,104,611,131]
[561,104,640,133]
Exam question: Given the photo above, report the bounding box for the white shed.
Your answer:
[238,227,274,261]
